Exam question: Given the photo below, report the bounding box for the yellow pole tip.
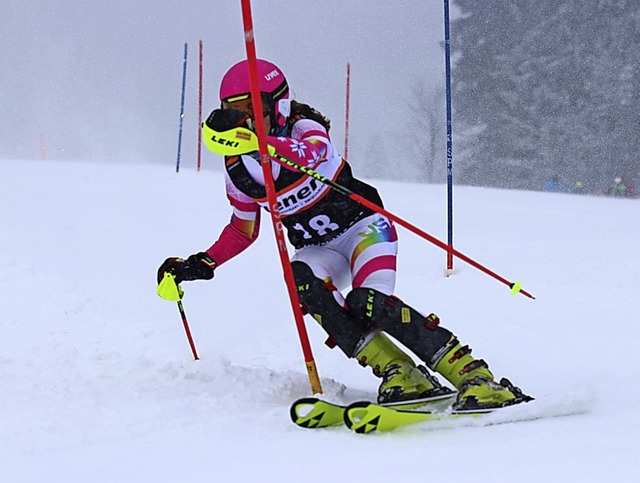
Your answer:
[510,280,523,295]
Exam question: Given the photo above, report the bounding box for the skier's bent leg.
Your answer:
[346,287,533,410]
[292,261,450,403]
[292,261,367,357]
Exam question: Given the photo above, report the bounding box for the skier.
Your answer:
[571,181,587,195]
[542,175,567,193]
[158,59,530,411]
[608,177,628,197]
[607,175,636,198]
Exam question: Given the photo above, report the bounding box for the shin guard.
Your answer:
[292,262,370,357]
[346,287,453,368]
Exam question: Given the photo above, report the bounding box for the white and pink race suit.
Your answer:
[205,114,398,302]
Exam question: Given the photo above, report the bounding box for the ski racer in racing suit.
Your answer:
[157,59,531,410]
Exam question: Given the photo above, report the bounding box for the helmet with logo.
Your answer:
[219,59,290,133]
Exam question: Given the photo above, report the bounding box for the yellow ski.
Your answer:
[290,393,457,430]
[344,401,487,433]
[290,398,346,428]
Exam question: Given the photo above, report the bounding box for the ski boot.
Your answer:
[433,337,533,411]
[356,332,453,404]
[344,287,531,411]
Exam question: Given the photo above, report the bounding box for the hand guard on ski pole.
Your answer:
[202,112,275,158]
[156,272,184,301]
[157,253,216,286]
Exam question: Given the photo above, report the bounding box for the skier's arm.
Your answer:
[204,178,261,266]
[266,119,331,171]
[203,109,332,172]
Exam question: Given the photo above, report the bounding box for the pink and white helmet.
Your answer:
[219,59,290,130]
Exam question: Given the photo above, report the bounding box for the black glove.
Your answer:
[157,252,216,285]
[204,108,254,132]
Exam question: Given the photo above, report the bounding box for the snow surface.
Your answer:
[2,159,638,482]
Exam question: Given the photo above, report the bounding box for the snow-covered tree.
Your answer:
[451,0,640,192]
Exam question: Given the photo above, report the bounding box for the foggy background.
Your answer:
[1,1,450,178]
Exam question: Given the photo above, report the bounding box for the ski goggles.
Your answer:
[222,93,272,119]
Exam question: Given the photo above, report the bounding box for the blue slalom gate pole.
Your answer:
[444,0,454,276]
[176,43,188,173]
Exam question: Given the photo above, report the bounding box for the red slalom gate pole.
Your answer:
[344,62,351,160]
[239,0,323,394]
[197,39,203,171]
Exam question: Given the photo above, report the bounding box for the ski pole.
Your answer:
[239,0,323,395]
[157,272,200,360]
[272,151,534,299]
[176,299,199,361]
[201,127,535,300]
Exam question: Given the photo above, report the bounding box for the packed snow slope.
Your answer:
[1,159,638,483]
